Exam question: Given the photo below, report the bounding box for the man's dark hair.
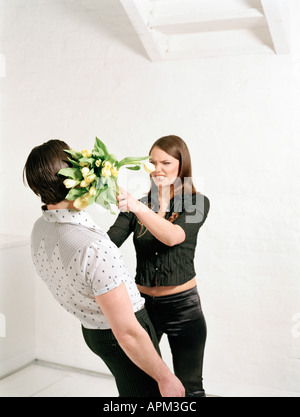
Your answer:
[23,139,71,205]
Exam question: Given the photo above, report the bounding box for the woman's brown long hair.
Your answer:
[148,135,197,199]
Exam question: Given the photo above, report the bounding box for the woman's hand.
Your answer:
[117,187,141,214]
[117,187,185,247]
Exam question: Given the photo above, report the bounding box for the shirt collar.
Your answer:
[42,207,100,231]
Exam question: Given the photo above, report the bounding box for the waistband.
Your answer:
[135,305,146,319]
[141,286,198,302]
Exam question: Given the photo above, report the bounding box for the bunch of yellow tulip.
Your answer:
[58,137,154,213]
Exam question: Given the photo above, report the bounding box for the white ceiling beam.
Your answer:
[150,0,263,15]
[120,0,291,61]
[260,0,290,54]
[165,26,274,60]
[119,0,164,61]
[149,8,266,34]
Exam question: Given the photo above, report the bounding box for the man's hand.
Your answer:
[96,284,185,397]
[158,373,186,397]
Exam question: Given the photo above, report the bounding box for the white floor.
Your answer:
[0,362,118,397]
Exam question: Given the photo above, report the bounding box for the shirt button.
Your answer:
[155,252,159,256]
[156,268,159,271]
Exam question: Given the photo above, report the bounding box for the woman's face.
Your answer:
[149,146,180,188]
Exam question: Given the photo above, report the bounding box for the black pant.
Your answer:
[82,307,161,397]
[142,287,207,397]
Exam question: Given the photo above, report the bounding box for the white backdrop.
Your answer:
[0,0,300,397]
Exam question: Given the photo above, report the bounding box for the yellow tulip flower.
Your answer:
[81,167,90,178]
[80,179,90,188]
[143,162,155,174]
[81,150,92,158]
[104,161,112,170]
[63,179,79,189]
[89,186,96,196]
[102,167,111,178]
[111,166,119,177]
[86,174,96,184]
[74,193,91,210]
[95,159,102,168]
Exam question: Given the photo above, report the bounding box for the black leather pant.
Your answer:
[142,286,207,397]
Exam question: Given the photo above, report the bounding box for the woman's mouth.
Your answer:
[154,175,167,182]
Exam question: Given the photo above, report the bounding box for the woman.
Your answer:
[107,135,210,397]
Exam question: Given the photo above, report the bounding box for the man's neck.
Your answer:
[46,200,76,211]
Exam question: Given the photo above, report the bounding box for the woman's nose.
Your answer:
[154,162,163,172]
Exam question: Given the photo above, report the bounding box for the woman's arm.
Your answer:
[95,283,185,397]
[107,210,134,248]
[117,188,186,247]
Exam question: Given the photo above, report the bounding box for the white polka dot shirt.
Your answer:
[31,208,145,329]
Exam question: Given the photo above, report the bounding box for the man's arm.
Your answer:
[95,283,185,397]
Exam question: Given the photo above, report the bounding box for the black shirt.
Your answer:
[107,193,210,287]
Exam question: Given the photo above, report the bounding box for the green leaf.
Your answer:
[93,150,105,158]
[96,177,108,190]
[65,188,86,201]
[106,187,117,204]
[96,190,109,207]
[67,157,80,168]
[126,165,141,171]
[108,154,118,164]
[79,157,95,167]
[88,195,96,206]
[95,186,117,215]
[116,156,149,168]
[94,137,109,159]
[64,149,83,160]
[106,176,117,188]
[58,167,82,181]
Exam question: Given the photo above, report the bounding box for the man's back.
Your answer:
[31,208,144,329]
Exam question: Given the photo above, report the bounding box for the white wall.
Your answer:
[0,239,35,378]
[0,0,5,204]
[1,0,300,396]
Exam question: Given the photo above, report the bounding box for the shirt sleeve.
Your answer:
[174,194,210,239]
[107,211,135,248]
[84,242,124,296]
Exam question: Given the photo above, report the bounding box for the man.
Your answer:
[23,139,185,397]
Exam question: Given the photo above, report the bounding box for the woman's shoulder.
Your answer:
[197,193,210,208]
[184,192,209,204]
[193,191,209,199]
[139,195,150,204]
[181,193,210,216]
[139,194,152,209]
